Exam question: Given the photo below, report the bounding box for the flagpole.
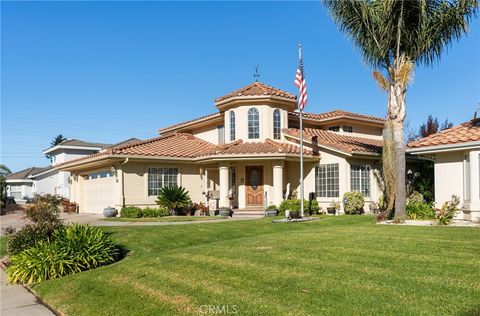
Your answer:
[298,44,305,218]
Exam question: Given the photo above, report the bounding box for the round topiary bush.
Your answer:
[343,192,365,214]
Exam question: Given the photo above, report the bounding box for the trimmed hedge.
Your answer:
[120,206,170,218]
[343,192,365,214]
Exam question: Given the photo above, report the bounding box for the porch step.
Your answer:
[232,210,265,218]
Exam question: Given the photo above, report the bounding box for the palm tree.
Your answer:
[45,134,67,161]
[324,0,477,220]
[156,186,191,215]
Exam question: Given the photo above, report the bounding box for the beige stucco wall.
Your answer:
[433,150,480,221]
[192,124,220,144]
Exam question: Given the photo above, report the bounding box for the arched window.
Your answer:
[273,109,281,139]
[229,111,236,141]
[248,108,260,139]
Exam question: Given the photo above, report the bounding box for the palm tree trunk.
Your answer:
[388,76,407,221]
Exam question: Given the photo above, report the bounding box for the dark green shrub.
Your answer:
[436,195,460,225]
[343,192,365,214]
[120,206,143,218]
[142,207,170,218]
[266,204,278,211]
[279,199,319,216]
[7,224,119,284]
[156,186,191,215]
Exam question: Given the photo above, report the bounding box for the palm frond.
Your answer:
[372,71,390,91]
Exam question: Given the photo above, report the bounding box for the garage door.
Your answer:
[83,172,116,214]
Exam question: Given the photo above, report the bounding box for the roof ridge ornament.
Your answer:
[253,65,260,82]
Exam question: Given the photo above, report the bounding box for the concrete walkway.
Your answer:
[0,269,54,316]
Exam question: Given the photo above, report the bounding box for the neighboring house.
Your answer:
[408,118,480,221]
[58,81,403,214]
[6,138,140,202]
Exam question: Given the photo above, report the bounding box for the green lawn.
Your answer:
[102,216,228,222]
[30,216,480,315]
[0,236,7,258]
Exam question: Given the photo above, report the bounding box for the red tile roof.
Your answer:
[408,119,480,149]
[289,109,386,124]
[215,82,296,103]
[204,139,315,156]
[57,133,316,169]
[284,128,383,155]
[158,112,222,134]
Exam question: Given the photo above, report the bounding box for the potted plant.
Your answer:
[327,201,337,215]
[219,207,231,217]
[265,204,278,217]
[369,201,380,214]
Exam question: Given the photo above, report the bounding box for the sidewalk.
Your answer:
[0,269,55,316]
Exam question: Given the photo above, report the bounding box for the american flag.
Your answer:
[294,48,307,110]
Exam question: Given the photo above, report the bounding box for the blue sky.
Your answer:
[2,1,479,172]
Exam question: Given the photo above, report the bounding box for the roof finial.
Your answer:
[254,65,260,82]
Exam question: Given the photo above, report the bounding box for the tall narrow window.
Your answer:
[217,125,225,144]
[273,109,281,139]
[248,108,260,139]
[229,111,236,141]
[350,165,371,197]
[315,163,339,198]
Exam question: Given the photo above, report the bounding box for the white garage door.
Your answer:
[83,172,116,214]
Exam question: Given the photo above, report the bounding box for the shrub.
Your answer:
[156,186,191,215]
[266,204,278,211]
[343,192,365,214]
[142,207,170,218]
[278,199,319,216]
[24,201,62,225]
[7,224,119,284]
[120,206,143,218]
[407,191,424,204]
[31,193,64,210]
[8,200,64,255]
[406,200,435,220]
[436,195,461,225]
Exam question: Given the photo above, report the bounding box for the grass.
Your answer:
[102,216,227,222]
[0,236,7,257]
[29,216,479,315]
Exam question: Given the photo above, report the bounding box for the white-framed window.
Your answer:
[350,165,371,197]
[464,155,470,201]
[328,126,340,132]
[87,170,112,180]
[229,111,236,141]
[273,109,281,140]
[148,167,178,196]
[343,125,353,133]
[315,163,339,198]
[248,108,260,139]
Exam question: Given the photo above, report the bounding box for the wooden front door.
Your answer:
[245,166,264,206]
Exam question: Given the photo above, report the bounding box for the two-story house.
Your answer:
[58,82,388,215]
[6,138,139,202]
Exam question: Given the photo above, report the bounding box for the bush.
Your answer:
[7,224,119,284]
[266,204,278,211]
[8,200,64,255]
[142,207,170,218]
[278,199,319,216]
[31,193,64,210]
[406,198,435,220]
[436,195,461,225]
[343,192,365,214]
[156,186,191,215]
[120,206,143,218]
[407,191,424,204]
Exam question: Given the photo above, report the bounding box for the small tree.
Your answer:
[0,164,12,209]
[156,186,191,215]
[45,134,67,161]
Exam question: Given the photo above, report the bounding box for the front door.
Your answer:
[245,166,264,206]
